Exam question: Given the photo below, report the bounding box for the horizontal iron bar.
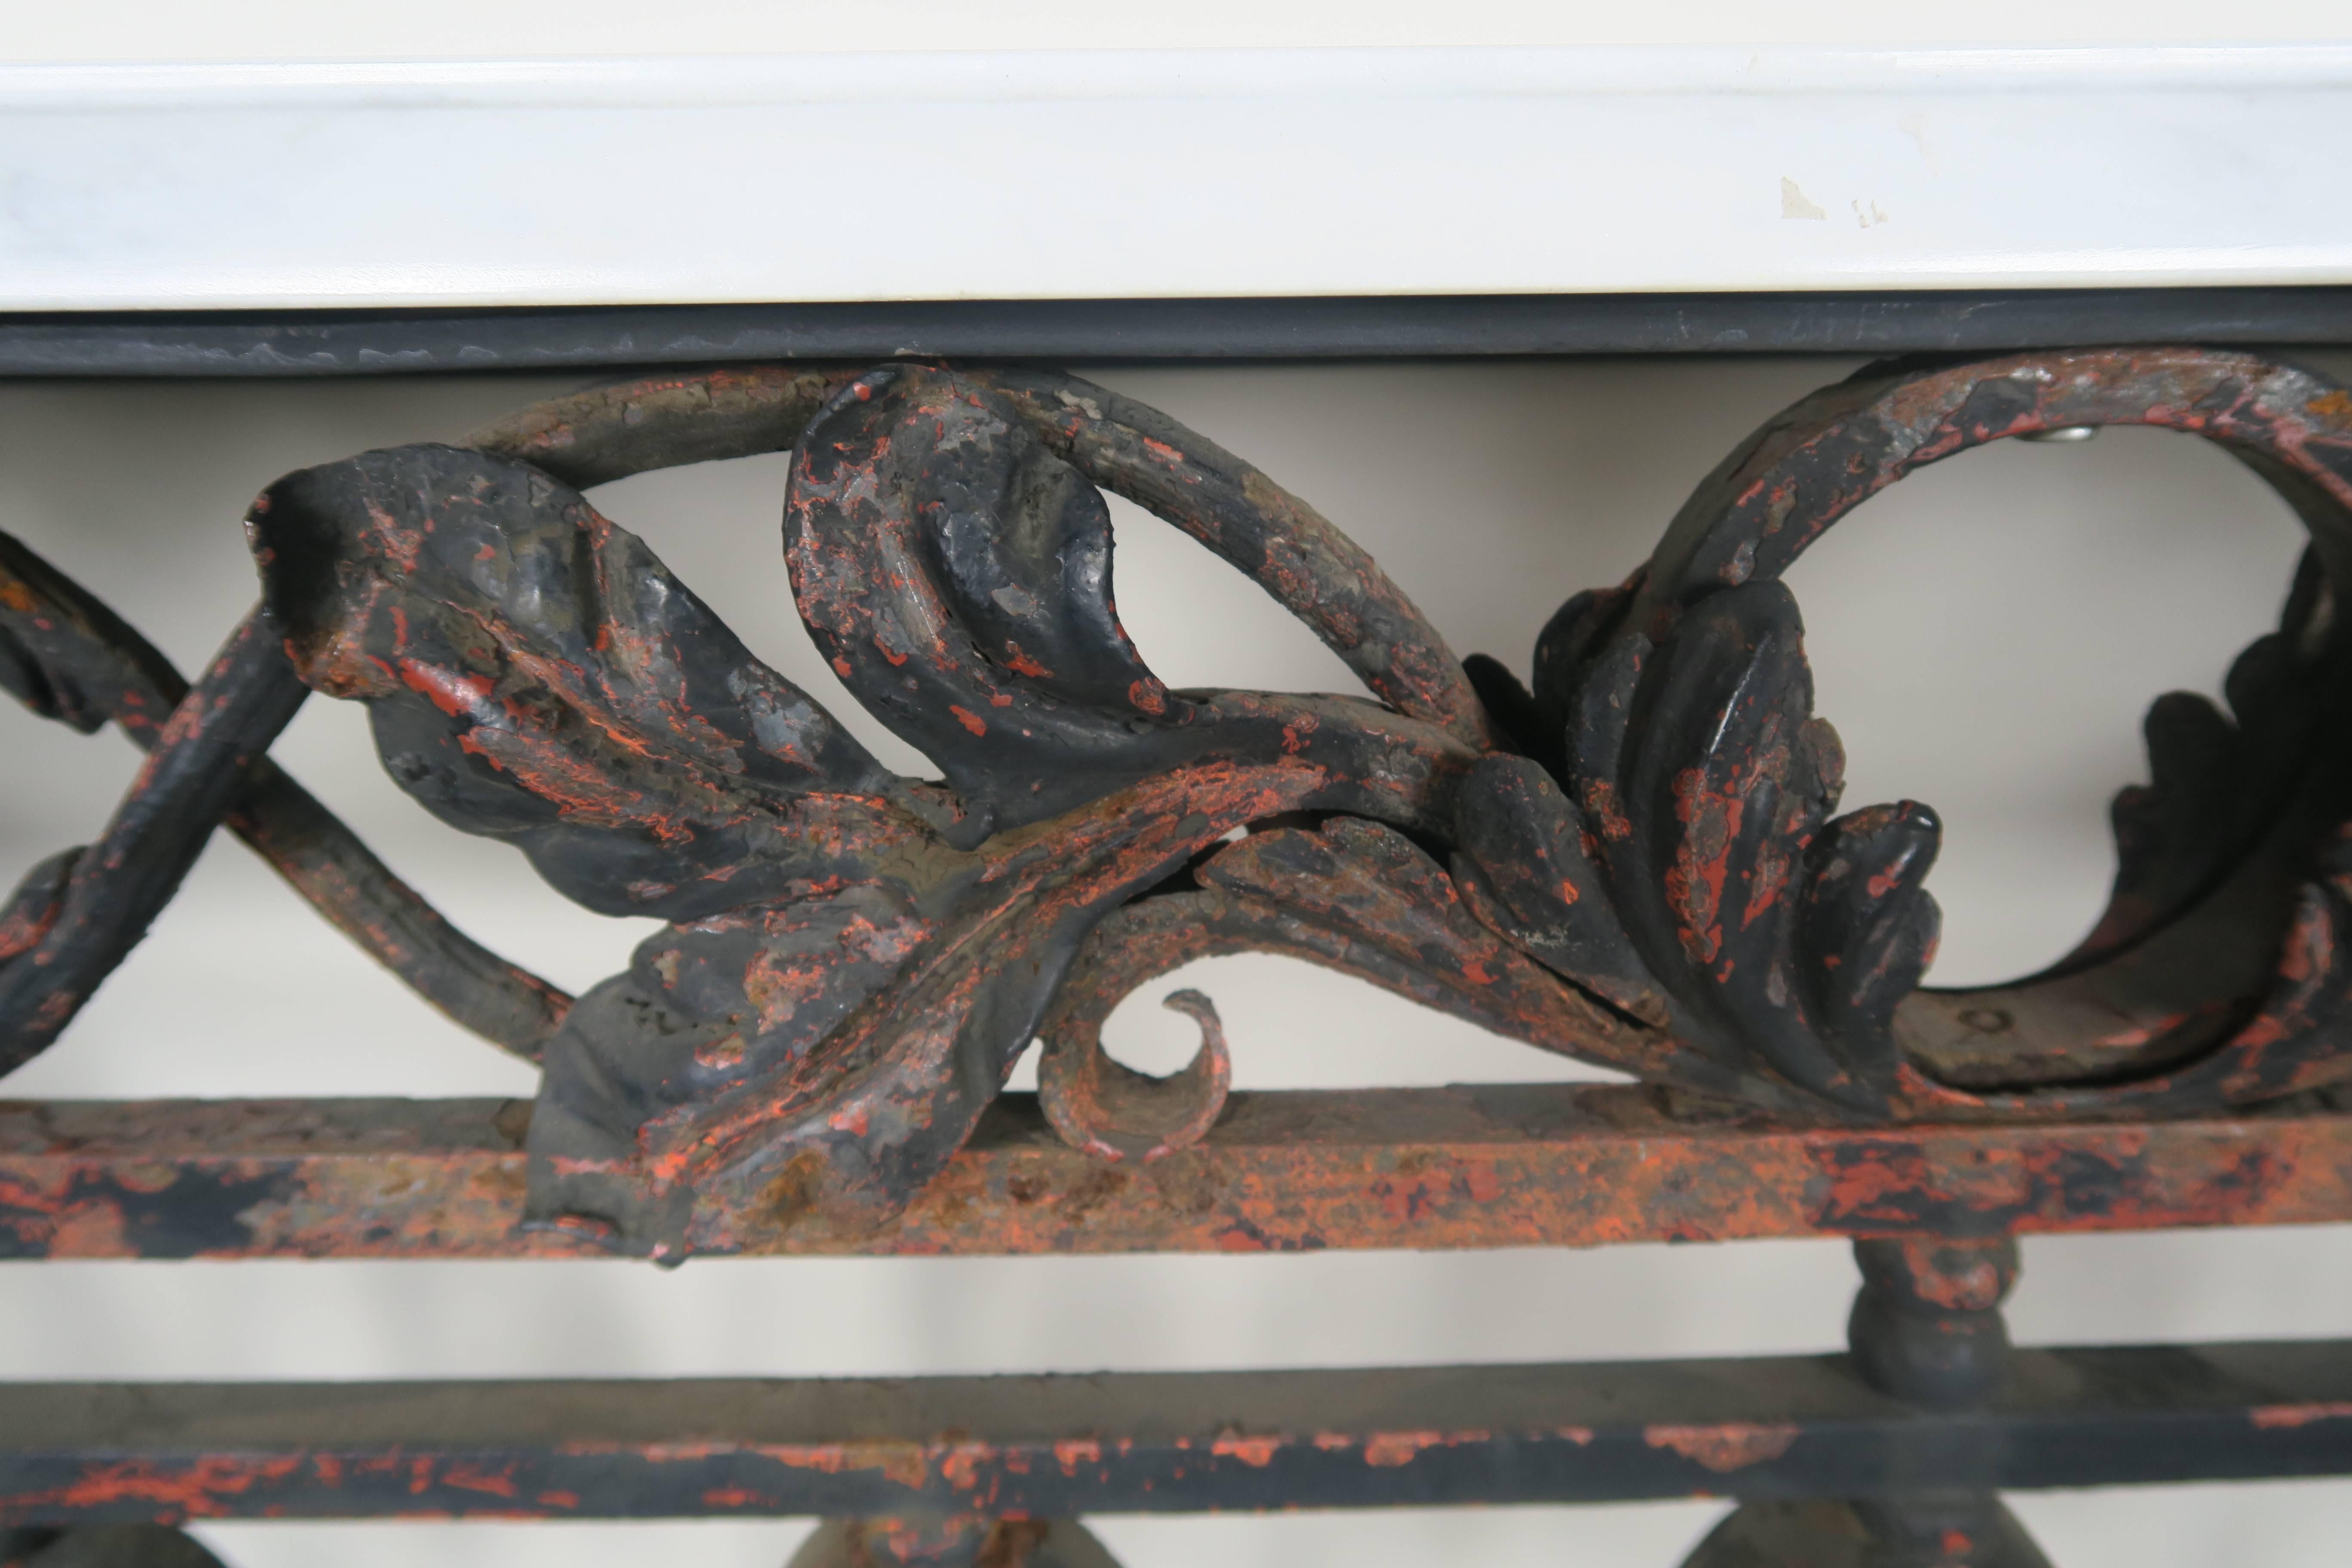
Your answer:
[5,289,2352,377]
[4,1341,2351,1522]
[3,1087,2349,1260]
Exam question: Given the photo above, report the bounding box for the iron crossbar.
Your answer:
[3,1089,2350,1261]
[5,1342,2352,1525]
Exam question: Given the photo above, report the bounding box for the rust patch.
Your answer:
[1209,1432,1279,1468]
[1642,1422,1800,1473]
[2249,1401,2352,1430]
[1363,1430,1484,1468]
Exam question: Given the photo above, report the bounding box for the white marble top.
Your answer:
[3,45,2348,309]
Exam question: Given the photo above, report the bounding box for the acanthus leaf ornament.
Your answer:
[1617,347,2352,1120]
[244,364,1493,1253]
[6,347,2352,1259]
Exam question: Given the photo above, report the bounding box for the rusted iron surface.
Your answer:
[1039,818,1795,1121]
[5,1340,2352,1525]
[1035,988,1231,1164]
[3,1088,2349,1261]
[9,347,2352,1259]
[465,363,861,491]
[7,349,2352,1557]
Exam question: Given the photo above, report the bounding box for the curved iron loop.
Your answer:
[1037,987,1232,1164]
[0,609,307,1072]
[960,367,1499,752]
[1476,346,2352,1118]
[0,530,187,743]
[468,361,1493,751]
[465,364,863,491]
[781,364,1483,841]
[0,529,571,1063]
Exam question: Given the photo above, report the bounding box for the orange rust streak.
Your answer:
[1210,1434,1280,1467]
[395,659,496,719]
[2249,1402,2352,1430]
[1363,1430,1487,1467]
[1642,1422,1800,1473]
[440,1464,520,1498]
[7,1456,307,1519]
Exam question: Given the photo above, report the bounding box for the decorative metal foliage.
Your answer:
[9,349,2352,1259]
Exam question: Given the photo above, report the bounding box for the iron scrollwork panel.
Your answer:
[6,349,2352,1262]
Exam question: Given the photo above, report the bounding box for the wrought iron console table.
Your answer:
[5,298,2352,1567]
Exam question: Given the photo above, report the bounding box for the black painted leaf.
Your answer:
[250,444,921,921]
[787,366,1196,839]
[1524,582,1636,781]
[1449,753,1668,1025]
[1198,816,1474,980]
[1586,581,1880,1109]
[527,882,937,1252]
[1799,802,1942,1093]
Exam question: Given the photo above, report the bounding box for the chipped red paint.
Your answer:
[12,1339,2352,1526]
[1449,347,2352,1145]
[1597,348,2352,1121]
[4,1089,2350,1261]
[224,360,1509,1256]
[0,611,312,1073]
[1861,1235,2017,1315]
[2247,1402,2352,1430]
[1361,1431,1483,1468]
[1642,1423,1801,1474]
[462,363,866,493]
[5,1455,308,1519]
[1207,1435,1278,1468]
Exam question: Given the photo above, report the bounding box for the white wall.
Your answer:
[3,359,2352,1565]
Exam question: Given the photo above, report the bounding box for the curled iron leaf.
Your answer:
[1546,578,1900,1114]
[1799,803,1942,1098]
[1447,753,1669,1029]
[1038,988,1232,1164]
[1048,815,1793,1114]
[786,365,1185,839]
[251,444,929,922]
[1577,347,2352,1115]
